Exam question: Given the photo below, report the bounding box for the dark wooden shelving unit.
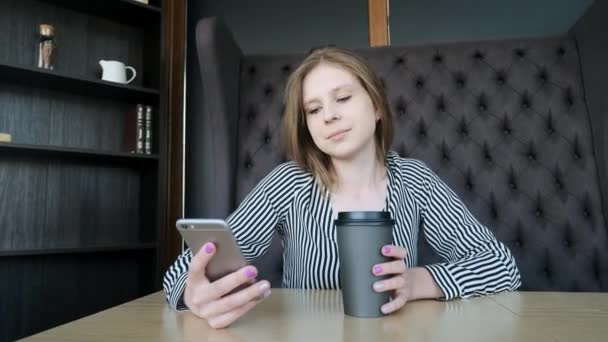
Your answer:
[0,243,158,257]
[37,0,161,26]
[0,0,171,340]
[0,142,159,166]
[0,62,160,103]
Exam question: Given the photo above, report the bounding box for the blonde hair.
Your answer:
[281,47,394,191]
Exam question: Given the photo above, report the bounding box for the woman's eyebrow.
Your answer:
[303,84,354,106]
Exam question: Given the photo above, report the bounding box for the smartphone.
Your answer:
[176,218,248,282]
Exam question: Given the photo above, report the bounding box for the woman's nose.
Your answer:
[322,104,339,122]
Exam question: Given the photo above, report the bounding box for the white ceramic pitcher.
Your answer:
[99,60,136,84]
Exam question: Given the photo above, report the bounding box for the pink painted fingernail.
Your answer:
[373,265,383,274]
[245,267,257,278]
[204,243,215,254]
[383,246,391,254]
[263,290,272,298]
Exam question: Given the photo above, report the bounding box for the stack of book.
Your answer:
[125,104,153,154]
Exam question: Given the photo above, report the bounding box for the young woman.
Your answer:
[163,47,521,329]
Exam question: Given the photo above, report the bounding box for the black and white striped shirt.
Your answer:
[163,151,521,310]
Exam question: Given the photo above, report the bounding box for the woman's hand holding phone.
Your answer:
[184,242,272,329]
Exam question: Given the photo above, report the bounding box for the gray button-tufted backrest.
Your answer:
[190,17,608,291]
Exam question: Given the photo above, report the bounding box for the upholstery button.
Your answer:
[437,98,446,112]
[557,46,566,56]
[584,209,590,218]
[440,142,450,163]
[464,171,474,191]
[473,51,484,60]
[281,65,291,74]
[515,48,526,58]
[433,54,443,64]
[247,108,256,122]
[397,106,406,116]
[503,128,511,136]
[566,97,574,107]
[528,153,536,161]
[415,77,424,89]
[459,121,469,138]
[417,121,427,139]
[455,76,466,88]
[555,179,563,189]
[248,65,256,76]
[535,209,542,217]
[509,182,517,190]
[562,240,570,247]
[495,71,506,86]
[264,84,273,97]
[490,205,498,219]
[395,57,405,65]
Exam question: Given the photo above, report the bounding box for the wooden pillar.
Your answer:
[159,0,187,281]
[368,0,389,46]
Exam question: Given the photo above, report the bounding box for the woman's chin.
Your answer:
[321,143,364,161]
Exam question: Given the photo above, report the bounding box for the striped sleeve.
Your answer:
[227,162,305,262]
[162,248,192,311]
[409,160,521,300]
[162,162,302,311]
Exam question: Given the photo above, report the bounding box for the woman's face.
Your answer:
[302,62,379,161]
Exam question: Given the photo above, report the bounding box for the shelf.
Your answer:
[37,0,161,26]
[0,142,158,166]
[0,62,159,103]
[0,243,158,257]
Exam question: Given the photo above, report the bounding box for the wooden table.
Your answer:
[20,290,608,342]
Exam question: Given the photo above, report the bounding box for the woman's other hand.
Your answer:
[371,244,444,314]
[184,242,272,328]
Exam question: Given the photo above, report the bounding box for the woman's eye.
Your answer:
[308,108,320,115]
[337,96,351,103]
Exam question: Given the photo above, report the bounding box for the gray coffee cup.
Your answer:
[335,211,395,318]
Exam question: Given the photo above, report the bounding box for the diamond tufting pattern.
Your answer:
[191,18,608,291]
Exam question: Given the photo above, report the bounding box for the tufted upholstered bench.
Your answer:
[185,17,608,292]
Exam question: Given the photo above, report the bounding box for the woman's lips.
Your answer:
[326,129,351,140]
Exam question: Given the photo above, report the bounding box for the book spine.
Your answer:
[136,104,145,154]
[144,105,152,155]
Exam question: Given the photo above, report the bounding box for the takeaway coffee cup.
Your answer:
[335,211,395,318]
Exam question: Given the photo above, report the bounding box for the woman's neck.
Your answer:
[330,145,385,193]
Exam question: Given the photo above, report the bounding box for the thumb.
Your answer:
[188,241,216,283]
